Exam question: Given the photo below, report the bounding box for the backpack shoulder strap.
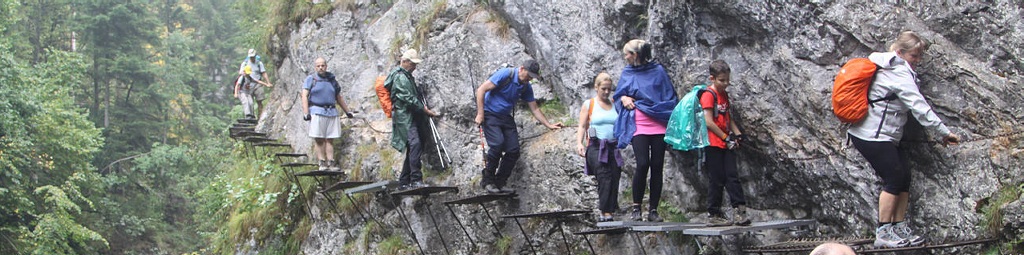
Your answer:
[699,87,719,119]
[330,76,341,97]
[495,67,515,90]
[587,97,596,119]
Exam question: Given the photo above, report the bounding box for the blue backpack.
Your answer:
[664,84,715,151]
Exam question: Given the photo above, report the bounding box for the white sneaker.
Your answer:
[327,160,342,172]
[318,160,329,171]
[893,221,926,246]
[874,224,910,248]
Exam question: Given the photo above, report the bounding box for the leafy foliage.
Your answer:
[0,27,106,254]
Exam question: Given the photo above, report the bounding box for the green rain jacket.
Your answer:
[387,66,426,152]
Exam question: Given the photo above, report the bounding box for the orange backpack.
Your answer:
[831,58,894,123]
[374,75,393,118]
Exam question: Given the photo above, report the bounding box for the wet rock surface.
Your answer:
[256,0,1022,254]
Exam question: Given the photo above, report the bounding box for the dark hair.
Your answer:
[709,60,731,77]
[637,42,652,63]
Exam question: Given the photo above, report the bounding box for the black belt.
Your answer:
[313,104,335,109]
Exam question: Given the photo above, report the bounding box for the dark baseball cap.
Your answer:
[523,59,543,81]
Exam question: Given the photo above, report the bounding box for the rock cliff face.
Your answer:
[259,0,1023,254]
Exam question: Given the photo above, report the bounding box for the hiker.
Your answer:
[701,60,751,227]
[809,242,856,255]
[388,49,440,190]
[847,31,959,248]
[613,39,679,222]
[236,48,273,119]
[301,57,354,172]
[474,59,563,194]
[234,63,274,120]
[575,72,621,222]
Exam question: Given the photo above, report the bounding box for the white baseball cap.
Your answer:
[400,49,423,63]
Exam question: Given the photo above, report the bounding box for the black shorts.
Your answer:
[849,134,910,194]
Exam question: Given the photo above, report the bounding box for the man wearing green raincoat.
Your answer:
[387,49,439,190]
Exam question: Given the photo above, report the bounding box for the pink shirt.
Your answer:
[633,109,667,135]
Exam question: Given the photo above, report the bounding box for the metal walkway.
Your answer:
[389,186,460,255]
[443,193,518,249]
[501,210,590,255]
[744,237,998,254]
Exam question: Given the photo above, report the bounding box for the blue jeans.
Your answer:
[481,112,520,188]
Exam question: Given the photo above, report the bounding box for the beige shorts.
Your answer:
[308,114,341,138]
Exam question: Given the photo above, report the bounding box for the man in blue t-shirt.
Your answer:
[473,59,563,193]
[301,57,354,172]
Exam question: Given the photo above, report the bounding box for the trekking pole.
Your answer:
[477,125,487,166]
[428,116,453,167]
[418,86,452,169]
[465,55,488,167]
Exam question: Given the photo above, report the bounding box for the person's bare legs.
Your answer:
[314,138,328,161]
[894,192,910,221]
[878,191,899,223]
[324,139,335,162]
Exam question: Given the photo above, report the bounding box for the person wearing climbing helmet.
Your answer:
[235,48,273,119]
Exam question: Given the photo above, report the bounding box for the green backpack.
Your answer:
[664,84,713,151]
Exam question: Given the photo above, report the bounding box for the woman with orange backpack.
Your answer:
[576,72,621,222]
[848,31,960,248]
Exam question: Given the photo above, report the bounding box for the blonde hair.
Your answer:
[593,72,613,89]
[622,39,645,54]
[622,39,652,64]
[889,30,929,52]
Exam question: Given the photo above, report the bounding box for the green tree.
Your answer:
[6,0,77,63]
[0,37,108,254]
[74,0,162,165]
[73,0,239,253]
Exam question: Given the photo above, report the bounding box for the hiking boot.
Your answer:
[598,214,614,222]
[498,186,515,193]
[646,210,663,222]
[874,224,910,248]
[893,221,926,246]
[327,160,342,172]
[484,184,500,194]
[397,183,411,191]
[707,215,732,227]
[410,181,427,189]
[318,160,329,171]
[732,206,751,226]
[630,205,643,221]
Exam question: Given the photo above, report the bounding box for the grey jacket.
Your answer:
[848,51,951,143]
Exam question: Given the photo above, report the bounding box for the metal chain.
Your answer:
[742,129,1024,162]
[350,116,391,134]
[349,112,1023,162]
[739,144,836,163]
